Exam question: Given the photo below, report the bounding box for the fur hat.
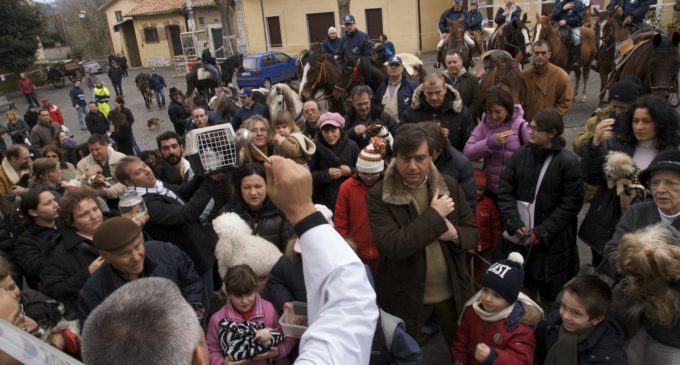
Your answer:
[482,252,525,304]
[212,212,282,280]
[639,150,680,186]
[93,217,140,251]
[356,144,385,174]
[604,151,644,196]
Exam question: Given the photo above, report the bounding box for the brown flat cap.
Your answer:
[93,217,141,251]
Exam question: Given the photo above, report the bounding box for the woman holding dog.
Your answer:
[579,95,680,265]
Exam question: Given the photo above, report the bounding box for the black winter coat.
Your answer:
[227,198,294,253]
[13,223,62,290]
[78,240,203,323]
[107,66,123,82]
[266,254,305,315]
[168,100,190,134]
[434,142,477,211]
[308,134,360,212]
[110,122,134,156]
[498,143,584,297]
[534,310,628,365]
[85,112,109,135]
[142,179,218,274]
[344,105,398,149]
[40,227,98,317]
[402,84,474,152]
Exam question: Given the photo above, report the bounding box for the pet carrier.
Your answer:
[183,124,239,175]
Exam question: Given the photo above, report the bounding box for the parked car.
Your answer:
[236,51,297,89]
[79,59,104,74]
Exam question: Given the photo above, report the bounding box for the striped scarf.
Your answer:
[126,180,184,205]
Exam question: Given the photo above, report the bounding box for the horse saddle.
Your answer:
[197,68,212,81]
[615,38,652,71]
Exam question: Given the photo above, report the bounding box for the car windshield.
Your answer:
[243,57,258,70]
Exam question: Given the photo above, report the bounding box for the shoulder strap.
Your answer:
[533,154,553,203]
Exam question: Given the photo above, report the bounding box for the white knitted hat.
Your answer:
[356,144,385,174]
[328,26,337,35]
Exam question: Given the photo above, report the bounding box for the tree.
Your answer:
[214,0,238,56]
[338,0,351,21]
[0,0,43,72]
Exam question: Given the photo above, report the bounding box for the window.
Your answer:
[266,16,282,48]
[144,27,159,43]
[115,11,123,22]
[198,17,204,25]
[273,53,289,63]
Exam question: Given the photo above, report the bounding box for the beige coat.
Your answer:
[521,62,573,121]
[75,146,126,199]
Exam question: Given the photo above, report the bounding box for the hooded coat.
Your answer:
[402,83,474,152]
[366,161,478,340]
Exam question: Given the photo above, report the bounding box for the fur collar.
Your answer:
[381,160,450,205]
[409,82,463,114]
[1,158,28,184]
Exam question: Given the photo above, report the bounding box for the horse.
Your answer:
[489,14,532,65]
[608,32,680,104]
[267,83,304,128]
[298,52,343,113]
[593,9,628,104]
[532,15,597,103]
[479,50,526,105]
[333,54,387,102]
[185,54,243,100]
[135,73,153,110]
[444,17,473,69]
[210,86,240,124]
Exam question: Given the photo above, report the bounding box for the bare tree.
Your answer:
[214,0,238,56]
[337,0,351,20]
[54,0,111,58]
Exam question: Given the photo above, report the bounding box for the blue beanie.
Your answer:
[481,252,525,303]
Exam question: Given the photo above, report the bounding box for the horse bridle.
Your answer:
[334,58,362,97]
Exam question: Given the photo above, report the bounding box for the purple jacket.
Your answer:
[207,293,296,365]
[463,104,529,193]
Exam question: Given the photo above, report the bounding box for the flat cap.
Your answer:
[93,217,141,251]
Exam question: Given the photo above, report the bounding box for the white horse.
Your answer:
[267,83,304,127]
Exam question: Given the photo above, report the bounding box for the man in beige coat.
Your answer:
[76,134,126,200]
[522,40,573,121]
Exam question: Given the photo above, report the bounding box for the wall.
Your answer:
[420,0,453,51]
[349,0,420,54]
[132,14,186,67]
[102,0,141,54]
[42,46,73,61]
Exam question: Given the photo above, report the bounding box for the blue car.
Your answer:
[236,51,297,89]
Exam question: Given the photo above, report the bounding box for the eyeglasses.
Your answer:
[527,124,545,132]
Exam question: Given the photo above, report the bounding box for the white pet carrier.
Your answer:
[183,124,239,175]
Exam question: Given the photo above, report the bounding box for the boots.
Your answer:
[571,43,581,67]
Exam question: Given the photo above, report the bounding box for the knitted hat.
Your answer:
[481,252,525,304]
[356,144,385,174]
[609,78,641,103]
[93,217,141,251]
[318,112,345,129]
[473,168,487,189]
[328,26,337,35]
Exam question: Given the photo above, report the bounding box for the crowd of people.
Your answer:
[0,0,677,363]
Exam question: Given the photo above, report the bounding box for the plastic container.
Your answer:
[279,301,308,338]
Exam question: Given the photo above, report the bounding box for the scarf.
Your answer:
[459,291,544,324]
[544,324,594,365]
[126,180,184,205]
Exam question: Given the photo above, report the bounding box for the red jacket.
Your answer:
[334,176,379,261]
[46,103,64,125]
[18,77,35,94]
[452,305,536,365]
[475,195,501,252]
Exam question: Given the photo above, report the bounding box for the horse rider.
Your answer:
[336,14,374,67]
[201,42,222,85]
[436,0,468,68]
[607,0,651,32]
[494,0,522,26]
[322,26,340,59]
[466,0,485,56]
[551,0,586,66]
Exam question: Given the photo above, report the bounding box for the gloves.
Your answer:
[623,16,633,25]
[615,6,623,17]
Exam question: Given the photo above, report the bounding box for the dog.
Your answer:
[87,171,110,189]
[147,117,162,131]
[603,151,644,196]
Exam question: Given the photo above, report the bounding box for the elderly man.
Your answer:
[116,156,220,308]
[402,73,474,152]
[0,145,31,196]
[436,0,468,68]
[344,85,398,149]
[29,109,58,150]
[301,100,321,139]
[373,56,418,123]
[75,134,126,200]
[522,40,573,121]
[231,87,269,130]
[366,123,478,346]
[322,26,340,57]
[336,14,374,67]
[495,0,522,26]
[78,217,203,323]
[442,50,481,119]
[82,277,208,365]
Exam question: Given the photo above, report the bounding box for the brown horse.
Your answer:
[593,10,628,104]
[479,50,526,105]
[444,17,472,69]
[609,32,680,103]
[135,73,153,110]
[298,53,344,113]
[333,55,387,102]
[532,15,597,103]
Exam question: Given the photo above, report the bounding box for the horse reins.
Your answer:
[334,58,362,97]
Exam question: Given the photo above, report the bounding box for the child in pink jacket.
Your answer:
[207,264,296,365]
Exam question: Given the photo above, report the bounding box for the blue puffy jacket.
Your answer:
[607,0,650,24]
[439,8,469,32]
[551,0,585,27]
[466,10,484,30]
[336,30,374,67]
